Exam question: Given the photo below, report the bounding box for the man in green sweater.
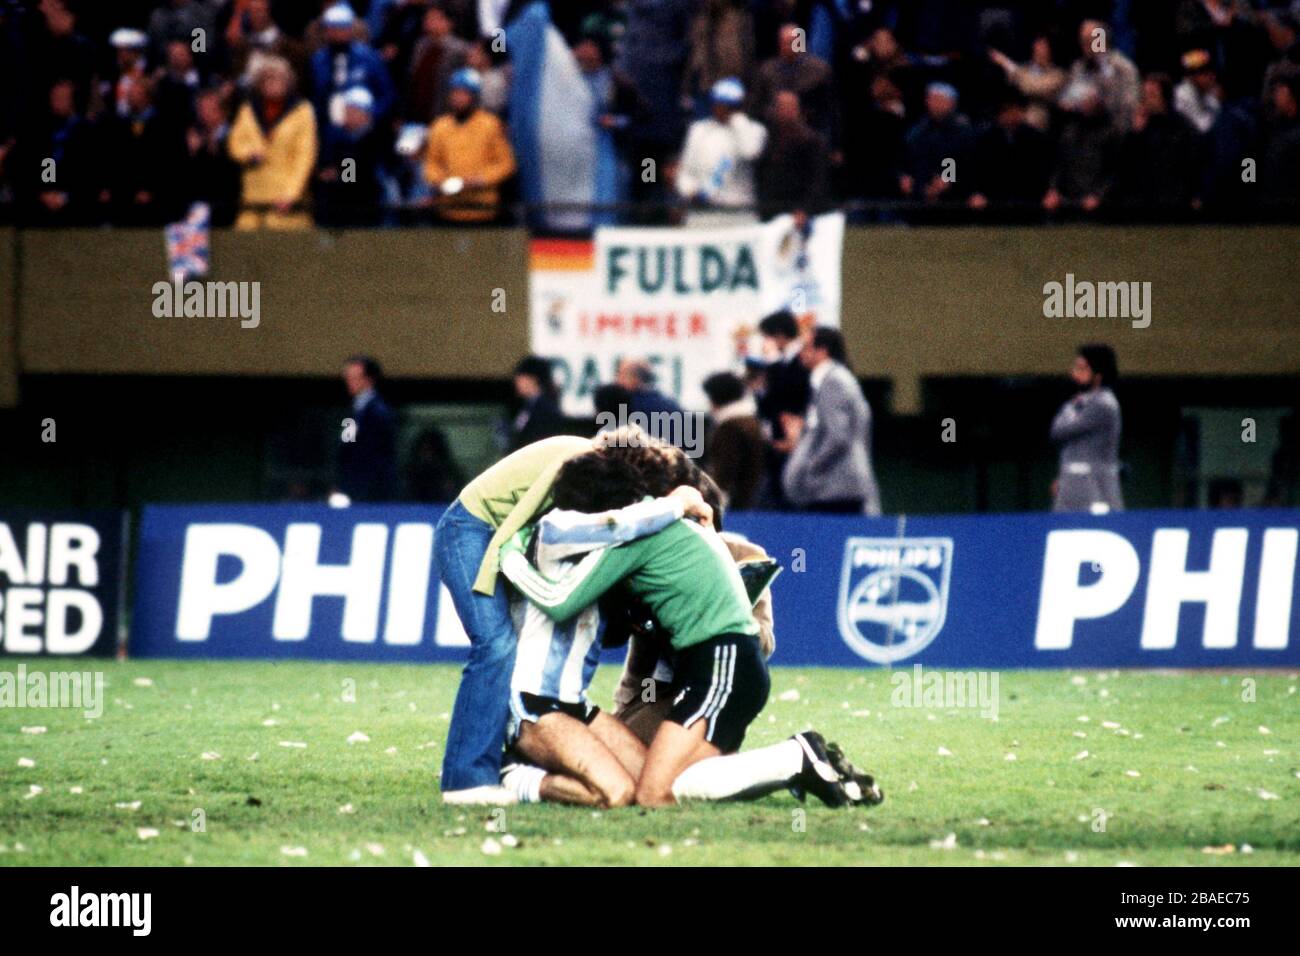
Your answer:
[500,451,883,808]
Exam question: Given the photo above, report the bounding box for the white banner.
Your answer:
[528,212,844,414]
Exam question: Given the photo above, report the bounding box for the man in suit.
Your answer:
[338,354,399,502]
[1049,344,1123,513]
[755,309,810,509]
[510,355,568,451]
[780,327,881,515]
[701,372,766,511]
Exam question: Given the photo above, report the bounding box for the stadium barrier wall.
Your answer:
[128,503,1300,668]
[3,225,1299,413]
[0,510,126,657]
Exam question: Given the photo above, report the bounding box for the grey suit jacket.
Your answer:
[1050,386,1123,512]
[782,361,881,513]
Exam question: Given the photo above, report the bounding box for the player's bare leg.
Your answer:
[587,710,648,780]
[515,712,636,808]
[634,718,720,807]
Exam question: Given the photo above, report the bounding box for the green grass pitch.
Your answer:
[1,659,1296,866]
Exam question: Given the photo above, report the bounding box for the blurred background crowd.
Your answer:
[2,0,1299,229]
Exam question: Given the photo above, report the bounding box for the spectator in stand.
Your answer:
[1175,0,1273,103]
[228,56,318,229]
[376,0,433,92]
[337,354,399,503]
[153,39,204,135]
[1049,344,1123,514]
[987,34,1067,132]
[1260,75,1300,208]
[755,308,810,510]
[422,67,516,222]
[615,359,683,419]
[309,4,395,131]
[146,0,217,63]
[968,93,1053,214]
[701,371,765,511]
[899,82,975,206]
[682,0,756,116]
[836,73,907,203]
[227,0,309,94]
[841,27,922,118]
[107,28,151,120]
[30,1,95,111]
[780,327,881,516]
[315,86,385,226]
[1062,19,1141,133]
[404,3,469,124]
[675,77,767,222]
[184,88,241,226]
[750,22,835,138]
[1043,83,1120,214]
[18,79,94,226]
[757,90,828,219]
[1115,74,1202,215]
[972,91,1050,213]
[1174,48,1223,134]
[510,355,567,451]
[99,77,186,226]
[464,40,510,116]
[574,27,645,173]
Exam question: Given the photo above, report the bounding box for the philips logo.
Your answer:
[837,537,953,664]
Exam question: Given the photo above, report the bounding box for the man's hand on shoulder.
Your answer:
[668,485,713,526]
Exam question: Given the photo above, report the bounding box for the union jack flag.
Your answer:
[164,202,211,282]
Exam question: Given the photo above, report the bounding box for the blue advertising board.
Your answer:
[130,504,1300,668]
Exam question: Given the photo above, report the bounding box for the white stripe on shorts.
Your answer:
[705,645,737,740]
[682,646,726,731]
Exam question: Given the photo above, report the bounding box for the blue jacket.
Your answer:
[309,42,395,124]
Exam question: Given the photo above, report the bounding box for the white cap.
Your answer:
[341,86,374,113]
[322,3,356,28]
[109,28,148,49]
[711,77,746,105]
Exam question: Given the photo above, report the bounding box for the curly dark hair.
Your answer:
[552,437,725,529]
[594,434,725,530]
[551,450,649,513]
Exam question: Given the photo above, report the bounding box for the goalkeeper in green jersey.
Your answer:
[500,449,883,809]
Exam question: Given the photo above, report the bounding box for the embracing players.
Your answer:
[497,442,883,809]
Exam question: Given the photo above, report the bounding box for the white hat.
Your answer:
[342,86,374,113]
[322,3,356,28]
[109,28,148,50]
[711,77,746,105]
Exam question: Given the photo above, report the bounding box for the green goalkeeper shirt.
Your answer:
[500,517,760,651]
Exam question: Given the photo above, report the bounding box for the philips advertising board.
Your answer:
[131,504,1299,668]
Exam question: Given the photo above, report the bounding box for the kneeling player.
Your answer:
[502,451,882,808]
[498,504,662,807]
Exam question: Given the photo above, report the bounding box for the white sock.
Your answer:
[670,738,804,802]
[501,763,546,804]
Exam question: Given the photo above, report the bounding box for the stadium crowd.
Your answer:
[2,0,1299,228]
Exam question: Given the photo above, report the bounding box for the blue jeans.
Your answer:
[435,500,518,791]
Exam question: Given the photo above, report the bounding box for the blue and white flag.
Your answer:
[164,202,211,282]
[506,2,623,232]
